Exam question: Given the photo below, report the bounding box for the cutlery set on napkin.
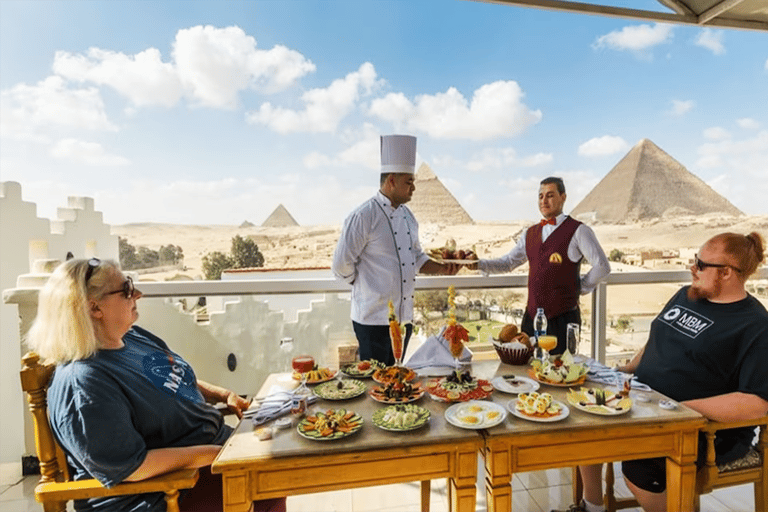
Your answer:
[245,386,318,426]
[583,358,651,391]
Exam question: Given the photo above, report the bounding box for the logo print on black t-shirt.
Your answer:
[660,306,712,338]
[143,351,198,401]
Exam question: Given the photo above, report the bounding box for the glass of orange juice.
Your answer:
[537,335,557,361]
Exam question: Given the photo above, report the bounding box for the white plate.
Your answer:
[431,259,477,265]
[445,400,507,429]
[492,375,540,394]
[507,399,570,423]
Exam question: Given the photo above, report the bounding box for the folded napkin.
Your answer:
[405,327,472,370]
[246,385,318,426]
[583,358,651,392]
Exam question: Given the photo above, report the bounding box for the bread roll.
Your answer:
[498,324,519,343]
[513,332,531,349]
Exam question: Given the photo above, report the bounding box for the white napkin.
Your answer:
[246,385,318,426]
[405,326,472,370]
[584,358,651,392]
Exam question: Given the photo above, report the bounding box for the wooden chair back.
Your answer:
[20,351,199,512]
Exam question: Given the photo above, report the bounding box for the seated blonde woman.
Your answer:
[27,258,285,512]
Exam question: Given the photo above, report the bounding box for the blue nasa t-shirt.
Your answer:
[635,286,768,463]
[48,326,231,512]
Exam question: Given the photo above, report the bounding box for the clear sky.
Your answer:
[1,0,766,226]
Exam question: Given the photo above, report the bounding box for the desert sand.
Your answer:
[112,213,768,282]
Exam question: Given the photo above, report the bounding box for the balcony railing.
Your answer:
[133,267,768,364]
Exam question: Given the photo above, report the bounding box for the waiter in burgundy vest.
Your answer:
[471,177,610,354]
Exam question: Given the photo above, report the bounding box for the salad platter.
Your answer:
[292,367,338,384]
[297,408,364,440]
[313,379,367,400]
[445,400,507,429]
[425,370,494,402]
[369,381,425,404]
[372,404,431,431]
[529,351,588,386]
[373,366,416,384]
[567,388,633,416]
[340,359,385,378]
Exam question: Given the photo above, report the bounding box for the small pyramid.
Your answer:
[262,204,299,227]
[409,163,473,224]
[571,139,743,222]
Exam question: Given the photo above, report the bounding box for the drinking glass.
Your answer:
[291,354,314,395]
[449,338,464,370]
[566,323,580,355]
[390,330,404,367]
[537,335,557,362]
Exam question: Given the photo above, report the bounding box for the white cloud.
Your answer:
[694,29,725,55]
[53,48,182,107]
[669,99,695,116]
[173,25,315,109]
[368,81,542,140]
[247,63,380,133]
[463,147,553,172]
[578,136,629,157]
[695,130,768,214]
[303,124,382,172]
[50,138,130,166]
[0,76,117,142]
[737,118,761,130]
[765,57,768,70]
[703,126,731,140]
[696,129,767,169]
[592,23,673,57]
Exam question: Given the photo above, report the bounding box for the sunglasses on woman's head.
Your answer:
[694,255,742,273]
[84,257,101,284]
[105,276,135,299]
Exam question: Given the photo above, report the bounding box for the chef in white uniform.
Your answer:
[332,135,456,365]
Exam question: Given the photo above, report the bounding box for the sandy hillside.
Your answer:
[112,213,768,281]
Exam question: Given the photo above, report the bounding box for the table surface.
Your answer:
[212,359,705,512]
[214,360,705,463]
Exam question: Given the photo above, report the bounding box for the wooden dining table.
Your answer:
[478,363,706,512]
[211,371,484,512]
[212,361,705,512]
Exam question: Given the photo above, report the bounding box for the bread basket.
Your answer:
[492,339,533,365]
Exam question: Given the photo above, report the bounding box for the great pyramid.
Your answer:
[262,204,299,227]
[409,163,473,225]
[571,139,743,223]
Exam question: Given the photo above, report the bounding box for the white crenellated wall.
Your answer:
[1,180,356,477]
[0,181,118,472]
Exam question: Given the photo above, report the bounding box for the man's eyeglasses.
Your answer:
[105,276,135,299]
[694,255,742,273]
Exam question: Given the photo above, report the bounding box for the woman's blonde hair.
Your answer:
[26,258,121,364]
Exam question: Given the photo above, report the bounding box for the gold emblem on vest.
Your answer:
[549,252,563,264]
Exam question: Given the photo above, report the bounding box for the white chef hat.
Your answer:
[380,135,417,174]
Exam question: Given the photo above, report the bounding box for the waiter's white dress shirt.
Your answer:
[332,191,430,325]
[478,213,610,295]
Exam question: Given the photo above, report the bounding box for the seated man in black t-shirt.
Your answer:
[554,231,768,512]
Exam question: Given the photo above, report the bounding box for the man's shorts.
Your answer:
[622,427,755,493]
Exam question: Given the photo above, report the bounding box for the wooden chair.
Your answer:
[596,415,768,512]
[20,351,199,512]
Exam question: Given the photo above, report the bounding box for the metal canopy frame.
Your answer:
[469,0,768,31]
